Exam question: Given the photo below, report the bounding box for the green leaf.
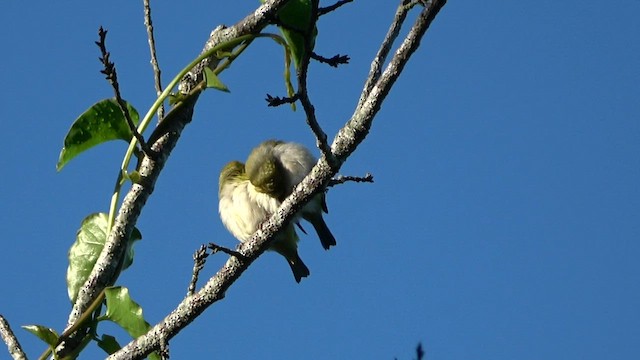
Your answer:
[104,287,151,339]
[57,98,140,171]
[263,0,317,70]
[22,325,59,347]
[66,213,142,303]
[283,48,297,111]
[204,67,230,92]
[104,286,162,360]
[96,334,122,355]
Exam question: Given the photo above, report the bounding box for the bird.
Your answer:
[245,140,337,250]
[218,160,310,283]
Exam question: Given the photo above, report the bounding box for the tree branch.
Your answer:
[57,1,293,358]
[296,0,334,159]
[265,93,299,106]
[356,0,428,110]
[328,173,374,187]
[143,0,165,121]
[96,27,153,157]
[310,52,350,67]
[318,0,354,16]
[186,244,209,297]
[338,0,446,161]
[0,315,26,360]
[107,1,446,358]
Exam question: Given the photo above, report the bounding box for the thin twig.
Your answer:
[310,52,350,67]
[265,93,299,107]
[356,0,419,110]
[0,315,27,360]
[328,173,374,187]
[61,2,294,357]
[64,4,293,356]
[296,0,333,160]
[318,0,354,16]
[208,243,246,259]
[66,0,448,358]
[416,343,425,360]
[143,0,165,121]
[186,245,209,297]
[96,27,153,156]
[336,0,447,163]
[107,2,446,358]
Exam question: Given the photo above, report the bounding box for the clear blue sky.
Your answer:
[1,1,639,359]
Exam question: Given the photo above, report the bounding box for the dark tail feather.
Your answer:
[308,216,337,250]
[288,253,310,283]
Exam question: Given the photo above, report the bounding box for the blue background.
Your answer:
[1,1,638,359]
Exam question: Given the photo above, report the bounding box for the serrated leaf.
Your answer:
[23,325,59,347]
[204,67,230,92]
[104,287,151,339]
[97,334,122,355]
[57,98,140,171]
[66,213,142,303]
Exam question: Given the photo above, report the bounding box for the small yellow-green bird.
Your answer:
[245,140,337,250]
[218,160,310,282]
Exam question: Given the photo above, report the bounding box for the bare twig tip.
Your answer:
[265,93,299,107]
[208,243,246,260]
[310,52,350,67]
[328,173,375,187]
[319,0,354,16]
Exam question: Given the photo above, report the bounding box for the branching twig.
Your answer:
[328,173,374,187]
[208,243,246,259]
[186,245,209,297]
[356,0,423,110]
[96,27,153,157]
[318,0,354,16]
[340,0,447,162]
[265,93,299,107]
[296,0,334,160]
[0,315,26,360]
[105,1,446,358]
[310,52,350,67]
[106,2,445,358]
[59,2,293,359]
[143,0,165,121]
[55,0,448,358]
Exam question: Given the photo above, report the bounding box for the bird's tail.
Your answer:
[307,214,337,250]
[272,226,310,283]
[287,253,311,283]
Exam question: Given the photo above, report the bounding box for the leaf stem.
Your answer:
[106,34,256,233]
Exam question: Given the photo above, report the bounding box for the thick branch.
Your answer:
[107,1,446,359]
[356,0,427,110]
[58,0,293,357]
[0,315,26,360]
[335,0,446,160]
